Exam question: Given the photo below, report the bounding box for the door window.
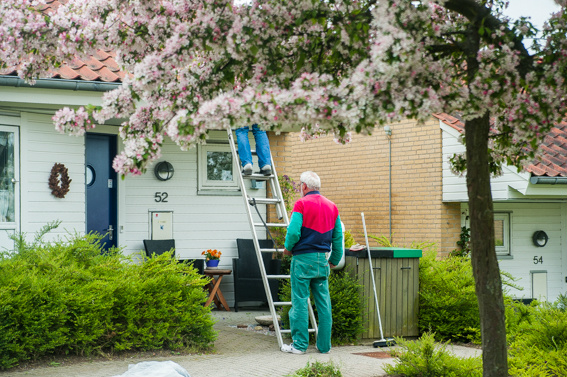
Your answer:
[0,131,15,223]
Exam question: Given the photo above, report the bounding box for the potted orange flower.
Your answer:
[202,249,222,269]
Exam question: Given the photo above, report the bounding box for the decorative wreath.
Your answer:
[48,163,72,198]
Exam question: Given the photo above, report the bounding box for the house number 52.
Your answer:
[154,192,169,203]
[533,256,543,264]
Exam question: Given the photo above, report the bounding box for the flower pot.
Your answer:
[206,259,220,269]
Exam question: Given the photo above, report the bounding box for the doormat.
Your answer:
[353,351,393,359]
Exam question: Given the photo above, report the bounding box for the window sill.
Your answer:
[197,188,241,196]
[497,255,513,260]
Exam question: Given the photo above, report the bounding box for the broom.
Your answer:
[361,212,396,348]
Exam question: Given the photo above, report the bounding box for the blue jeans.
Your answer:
[235,124,271,168]
[289,252,332,353]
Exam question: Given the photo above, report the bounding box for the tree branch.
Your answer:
[444,0,535,78]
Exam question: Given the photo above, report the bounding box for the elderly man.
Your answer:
[281,171,343,354]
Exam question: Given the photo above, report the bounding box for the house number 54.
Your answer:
[533,256,543,264]
[154,192,169,203]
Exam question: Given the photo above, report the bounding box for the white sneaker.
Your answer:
[260,165,272,176]
[242,163,253,175]
[281,343,305,354]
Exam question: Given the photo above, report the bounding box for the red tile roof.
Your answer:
[0,1,124,83]
[0,50,124,83]
[433,113,567,178]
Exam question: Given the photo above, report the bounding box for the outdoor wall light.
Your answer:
[154,161,174,181]
[532,230,548,247]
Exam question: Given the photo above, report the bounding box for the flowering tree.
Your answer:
[2,0,567,375]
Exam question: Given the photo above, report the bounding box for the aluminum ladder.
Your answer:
[227,129,318,349]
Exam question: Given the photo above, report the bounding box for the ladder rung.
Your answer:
[249,198,282,205]
[280,329,316,334]
[274,301,292,306]
[242,174,273,180]
[255,222,287,228]
[267,274,290,279]
[260,248,283,253]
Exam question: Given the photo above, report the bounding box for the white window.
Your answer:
[198,143,238,192]
[494,213,510,256]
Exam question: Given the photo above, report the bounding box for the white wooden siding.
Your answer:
[19,112,86,241]
[441,122,468,202]
[462,202,567,302]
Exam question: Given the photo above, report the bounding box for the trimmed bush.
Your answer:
[384,332,482,377]
[418,249,480,343]
[0,231,215,370]
[507,299,567,376]
[279,270,364,345]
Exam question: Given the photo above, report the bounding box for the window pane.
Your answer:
[207,151,233,181]
[0,132,15,223]
[494,219,504,246]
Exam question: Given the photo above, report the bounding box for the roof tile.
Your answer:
[96,66,121,82]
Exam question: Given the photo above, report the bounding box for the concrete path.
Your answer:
[2,309,480,377]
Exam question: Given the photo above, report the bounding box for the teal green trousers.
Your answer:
[289,252,332,353]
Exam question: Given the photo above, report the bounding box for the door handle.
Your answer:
[11,178,18,184]
[105,225,114,241]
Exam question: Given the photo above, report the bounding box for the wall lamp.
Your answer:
[154,161,175,181]
[532,230,548,247]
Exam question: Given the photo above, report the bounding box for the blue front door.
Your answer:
[86,133,117,251]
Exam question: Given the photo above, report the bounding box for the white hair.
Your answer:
[300,171,321,190]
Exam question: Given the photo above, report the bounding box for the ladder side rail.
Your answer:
[227,129,285,348]
[268,153,290,226]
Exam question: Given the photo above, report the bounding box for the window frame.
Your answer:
[494,212,511,256]
[197,142,239,193]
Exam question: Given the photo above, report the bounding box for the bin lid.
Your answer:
[345,246,422,258]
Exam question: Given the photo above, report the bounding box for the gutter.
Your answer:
[530,176,567,185]
[0,75,121,92]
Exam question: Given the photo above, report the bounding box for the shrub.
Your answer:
[383,332,482,377]
[0,231,215,370]
[343,230,355,249]
[279,270,364,345]
[289,360,343,377]
[418,249,481,343]
[507,299,567,376]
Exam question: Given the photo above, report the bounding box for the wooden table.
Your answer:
[204,268,232,311]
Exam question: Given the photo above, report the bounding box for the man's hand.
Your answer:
[283,248,292,256]
[329,262,336,269]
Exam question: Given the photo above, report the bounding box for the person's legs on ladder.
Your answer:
[235,126,253,175]
[251,124,272,175]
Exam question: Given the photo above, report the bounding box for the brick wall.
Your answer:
[268,117,461,255]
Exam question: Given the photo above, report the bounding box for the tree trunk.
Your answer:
[465,113,508,377]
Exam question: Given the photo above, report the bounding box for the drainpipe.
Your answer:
[0,75,121,92]
[384,125,392,243]
[529,176,567,185]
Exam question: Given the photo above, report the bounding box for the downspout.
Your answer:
[0,75,121,92]
[384,125,392,243]
[529,176,567,185]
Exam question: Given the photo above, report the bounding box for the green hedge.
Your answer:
[418,249,481,343]
[0,232,215,370]
[507,298,567,376]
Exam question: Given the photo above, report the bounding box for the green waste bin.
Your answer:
[344,247,422,339]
